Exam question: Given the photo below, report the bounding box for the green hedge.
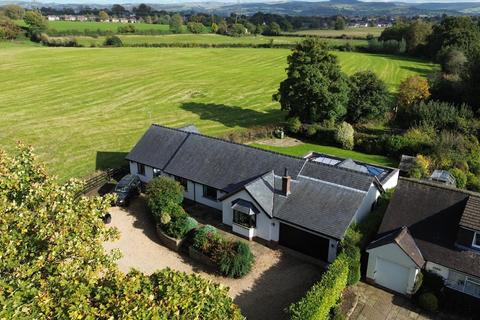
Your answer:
[289,254,349,320]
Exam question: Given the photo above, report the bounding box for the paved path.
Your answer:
[104,197,324,320]
[349,282,445,320]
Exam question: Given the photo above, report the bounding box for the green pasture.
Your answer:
[0,45,436,180]
[289,27,384,38]
[72,34,368,47]
[15,20,172,32]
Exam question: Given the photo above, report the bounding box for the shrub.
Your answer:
[117,24,136,34]
[286,117,302,134]
[335,122,354,150]
[289,254,349,320]
[306,125,318,137]
[187,22,206,34]
[408,154,431,179]
[146,176,184,222]
[449,168,467,188]
[418,292,438,312]
[104,35,123,47]
[193,225,219,253]
[217,241,254,278]
[467,173,480,192]
[161,209,198,239]
[403,100,473,133]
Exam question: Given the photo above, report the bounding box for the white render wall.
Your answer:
[382,169,399,190]
[353,185,378,224]
[367,243,419,295]
[222,190,275,241]
[129,161,153,183]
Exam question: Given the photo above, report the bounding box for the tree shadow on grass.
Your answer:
[96,151,128,171]
[180,102,282,129]
[400,65,436,77]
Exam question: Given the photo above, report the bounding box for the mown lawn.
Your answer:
[251,142,396,167]
[0,45,433,180]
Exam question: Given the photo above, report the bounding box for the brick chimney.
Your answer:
[282,168,291,196]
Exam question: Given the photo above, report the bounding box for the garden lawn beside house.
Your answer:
[251,142,397,167]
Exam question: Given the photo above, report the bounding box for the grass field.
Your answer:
[73,34,368,47]
[15,20,172,32]
[289,27,384,38]
[251,142,396,167]
[0,45,436,180]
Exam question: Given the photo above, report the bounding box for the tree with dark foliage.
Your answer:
[347,71,390,124]
[274,38,350,124]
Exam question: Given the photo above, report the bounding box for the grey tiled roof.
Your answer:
[273,176,367,239]
[461,196,480,231]
[125,125,188,170]
[300,161,374,192]
[126,124,380,240]
[163,132,305,192]
[244,171,275,217]
[368,226,425,267]
[377,178,480,278]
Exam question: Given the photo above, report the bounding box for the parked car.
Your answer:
[113,174,141,206]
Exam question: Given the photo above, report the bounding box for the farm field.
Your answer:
[0,45,436,180]
[251,142,396,167]
[73,34,368,47]
[289,27,384,38]
[15,20,174,32]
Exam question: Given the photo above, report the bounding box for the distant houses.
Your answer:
[44,14,137,23]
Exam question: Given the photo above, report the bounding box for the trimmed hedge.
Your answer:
[289,253,349,320]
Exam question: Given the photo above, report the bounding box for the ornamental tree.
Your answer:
[0,144,243,319]
[274,38,350,124]
[396,75,430,110]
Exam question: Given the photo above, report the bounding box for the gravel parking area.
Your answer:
[104,197,324,320]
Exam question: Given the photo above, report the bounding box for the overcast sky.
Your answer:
[18,0,480,4]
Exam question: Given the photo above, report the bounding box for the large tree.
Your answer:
[347,71,390,124]
[0,144,243,319]
[23,10,47,37]
[3,4,25,19]
[427,16,480,58]
[405,19,432,55]
[169,14,183,34]
[274,38,350,124]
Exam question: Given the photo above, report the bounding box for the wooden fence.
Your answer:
[79,167,127,196]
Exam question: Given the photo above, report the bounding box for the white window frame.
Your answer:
[472,232,480,249]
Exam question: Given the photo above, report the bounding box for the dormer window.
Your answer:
[473,232,480,249]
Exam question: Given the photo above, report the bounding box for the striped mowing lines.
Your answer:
[0,46,437,180]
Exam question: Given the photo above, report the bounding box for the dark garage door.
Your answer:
[279,223,329,261]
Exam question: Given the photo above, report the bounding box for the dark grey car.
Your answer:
[114,174,141,206]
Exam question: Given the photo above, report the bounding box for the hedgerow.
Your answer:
[289,254,349,320]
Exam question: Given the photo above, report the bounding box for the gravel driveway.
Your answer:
[104,197,324,320]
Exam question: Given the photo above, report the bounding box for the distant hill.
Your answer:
[2,0,480,17]
[150,0,480,16]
